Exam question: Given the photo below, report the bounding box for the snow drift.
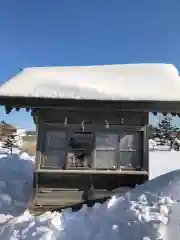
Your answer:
[0,151,179,239]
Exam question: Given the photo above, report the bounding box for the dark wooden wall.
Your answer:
[33,108,149,172]
[32,108,149,126]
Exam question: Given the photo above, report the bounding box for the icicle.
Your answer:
[81,120,85,131]
[105,120,109,129]
[64,117,68,126]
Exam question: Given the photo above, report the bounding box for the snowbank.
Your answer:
[149,139,157,146]
[149,139,171,151]
[149,145,171,151]
[2,170,180,240]
[149,151,180,179]
[0,151,179,239]
[0,152,34,217]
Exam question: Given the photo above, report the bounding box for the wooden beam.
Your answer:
[1,96,180,114]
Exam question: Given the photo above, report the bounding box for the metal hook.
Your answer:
[105,120,109,129]
[81,120,85,131]
[64,117,68,126]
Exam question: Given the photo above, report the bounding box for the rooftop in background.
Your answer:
[0,63,179,102]
[0,121,16,131]
[26,130,37,136]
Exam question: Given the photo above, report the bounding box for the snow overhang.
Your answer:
[1,63,180,114]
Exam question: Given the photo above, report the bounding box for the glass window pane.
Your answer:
[68,131,93,168]
[94,150,117,169]
[119,132,142,150]
[118,151,142,169]
[46,131,67,149]
[42,150,66,168]
[67,151,92,168]
[96,133,118,150]
[69,132,93,149]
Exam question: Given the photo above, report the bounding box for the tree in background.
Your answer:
[157,116,173,132]
[2,134,18,153]
[149,115,180,148]
[0,120,17,141]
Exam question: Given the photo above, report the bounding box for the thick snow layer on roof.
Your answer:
[0,63,180,101]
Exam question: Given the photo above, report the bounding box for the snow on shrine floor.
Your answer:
[0,151,179,239]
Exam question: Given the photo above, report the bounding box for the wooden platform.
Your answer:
[28,187,131,216]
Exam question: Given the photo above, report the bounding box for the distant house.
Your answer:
[15,129,37,150]
[26,130,37,136]
[15,129,26,148]
[21,134,37,156]
[0,121,17,139]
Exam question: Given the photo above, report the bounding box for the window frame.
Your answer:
[93,132,118,170]
[117,131,144,170]
[40,123,145,170]
[67,130,94,169]
[40,124,95,169]
[94,129,144,170]
[40,127,68,169]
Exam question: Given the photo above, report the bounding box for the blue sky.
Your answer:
[0,0,180,130]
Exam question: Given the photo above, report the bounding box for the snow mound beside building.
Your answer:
[0,152,179,239]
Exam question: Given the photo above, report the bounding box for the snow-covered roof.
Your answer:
[0,63,180,102]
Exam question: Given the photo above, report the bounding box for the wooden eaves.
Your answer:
[0,96,180,117]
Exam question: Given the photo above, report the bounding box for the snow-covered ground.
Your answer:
[0,149,179,239]
[149,139,171,151]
